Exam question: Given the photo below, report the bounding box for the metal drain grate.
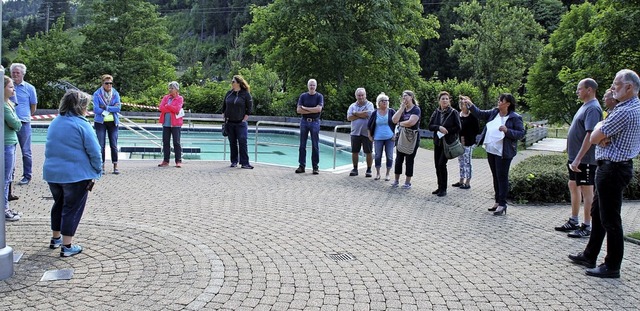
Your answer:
[326,252,355,261]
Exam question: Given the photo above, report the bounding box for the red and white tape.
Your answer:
[121,102,159,110]
[31,111,95,121]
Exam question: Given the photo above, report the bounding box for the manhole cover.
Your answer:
[326,252,355,261]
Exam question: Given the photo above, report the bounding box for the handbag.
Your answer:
[103,113,114,122]
[443,135,465,159]
[396,126,419,154]
[221,122,228,137]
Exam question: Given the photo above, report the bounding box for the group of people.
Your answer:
[3,63,38,222]
[5,64,640,279]
[562,70,640,279]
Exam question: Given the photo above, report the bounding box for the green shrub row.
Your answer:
[510,154,640,203]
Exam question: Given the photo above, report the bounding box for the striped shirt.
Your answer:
[595,96,640,162]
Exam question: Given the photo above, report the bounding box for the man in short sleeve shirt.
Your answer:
[10,63,38,185]
[295,79,324,175]
[555,78,602,238]
[569,69,640,278]
[347,88,374,177]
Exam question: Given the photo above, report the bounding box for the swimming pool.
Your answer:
[31,125,354,170]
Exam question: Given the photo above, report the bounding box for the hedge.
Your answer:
[510,154,639,203]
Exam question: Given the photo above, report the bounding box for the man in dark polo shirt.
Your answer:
[295,79,324,174]
[569,69,640,278]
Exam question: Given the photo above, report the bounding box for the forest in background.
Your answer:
[2,0,637,128]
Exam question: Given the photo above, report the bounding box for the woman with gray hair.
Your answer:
[44,90,102,257]
[367,92,396,181]
[158,81,184,167]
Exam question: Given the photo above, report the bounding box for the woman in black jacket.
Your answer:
[222,75,254,169]
[453,96,480,189]
[428,91,461,197]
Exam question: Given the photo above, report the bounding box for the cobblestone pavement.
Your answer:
[1,142,639,310]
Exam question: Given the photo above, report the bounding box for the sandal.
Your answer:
[374,175,381,180]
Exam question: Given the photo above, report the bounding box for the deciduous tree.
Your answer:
[449,0,544,106]
[241,0,439,120]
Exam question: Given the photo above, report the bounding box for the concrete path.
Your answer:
[1,142,639,310]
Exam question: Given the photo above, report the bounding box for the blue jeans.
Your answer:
[226,121,250,165]
[298,119,320,168]
[17,121,32,180]
[487,153,512,206]
[95,121,119,164]
[4,144,16,211]
[162,126,182,163]
[584,161,633,270]
[49,180,91,237]
[374,139,394,169]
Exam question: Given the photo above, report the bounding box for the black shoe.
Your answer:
[241,164,254,169]
[555,218,579,232]
[349,169,358,176]
[460,184,471,189]
[8,194,19,201]
[586,264,620,278]
[312,167,319,175]
[488,205,498,212]
[437,190,446,197]
[452,182,462,187]
[493,206,507,216]
[568,252,596,269]
[295,166,305,173]
[432,189,440,195]
[365,169,372,178]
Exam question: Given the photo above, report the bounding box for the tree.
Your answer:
[79,0,177,95]
[15,19,81,108]
[526,3,597,124]
[449,0,545,106]
[241,0,439,120]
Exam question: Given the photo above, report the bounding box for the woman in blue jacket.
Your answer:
[465,93,525,216]
[44,90,102,257]
[93,74,122,174]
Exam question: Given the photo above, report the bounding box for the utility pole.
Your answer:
[0,0,16,281]
[45,2,51,33]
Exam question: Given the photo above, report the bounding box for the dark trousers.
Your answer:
[584,161,633,270]
[394,134,420,177]
[298,119,320,168]
[226,121,250,165]
[162,126,182,163]
[434,142,449,191]
[49,180,90,237]
[487,153,512,206]
[95,121,119,164]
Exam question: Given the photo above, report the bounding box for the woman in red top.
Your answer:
[158,81,184,168]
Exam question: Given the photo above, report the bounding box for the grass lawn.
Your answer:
[628,231,640,240]
[420,138,487,158]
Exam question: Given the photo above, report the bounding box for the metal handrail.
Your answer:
[333,125,352,169]
[254,121,301,163]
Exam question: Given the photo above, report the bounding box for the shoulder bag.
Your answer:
[443,135,465,159]
[396,126,419,154]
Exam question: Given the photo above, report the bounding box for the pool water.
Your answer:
[31,127,354,170]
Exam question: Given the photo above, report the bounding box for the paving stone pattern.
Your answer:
[1,143,639,310]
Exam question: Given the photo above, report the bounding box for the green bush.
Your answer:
[510,154,569,203]
[511,154,640,203]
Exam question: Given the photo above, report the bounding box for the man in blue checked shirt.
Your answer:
[569,69,640,278]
